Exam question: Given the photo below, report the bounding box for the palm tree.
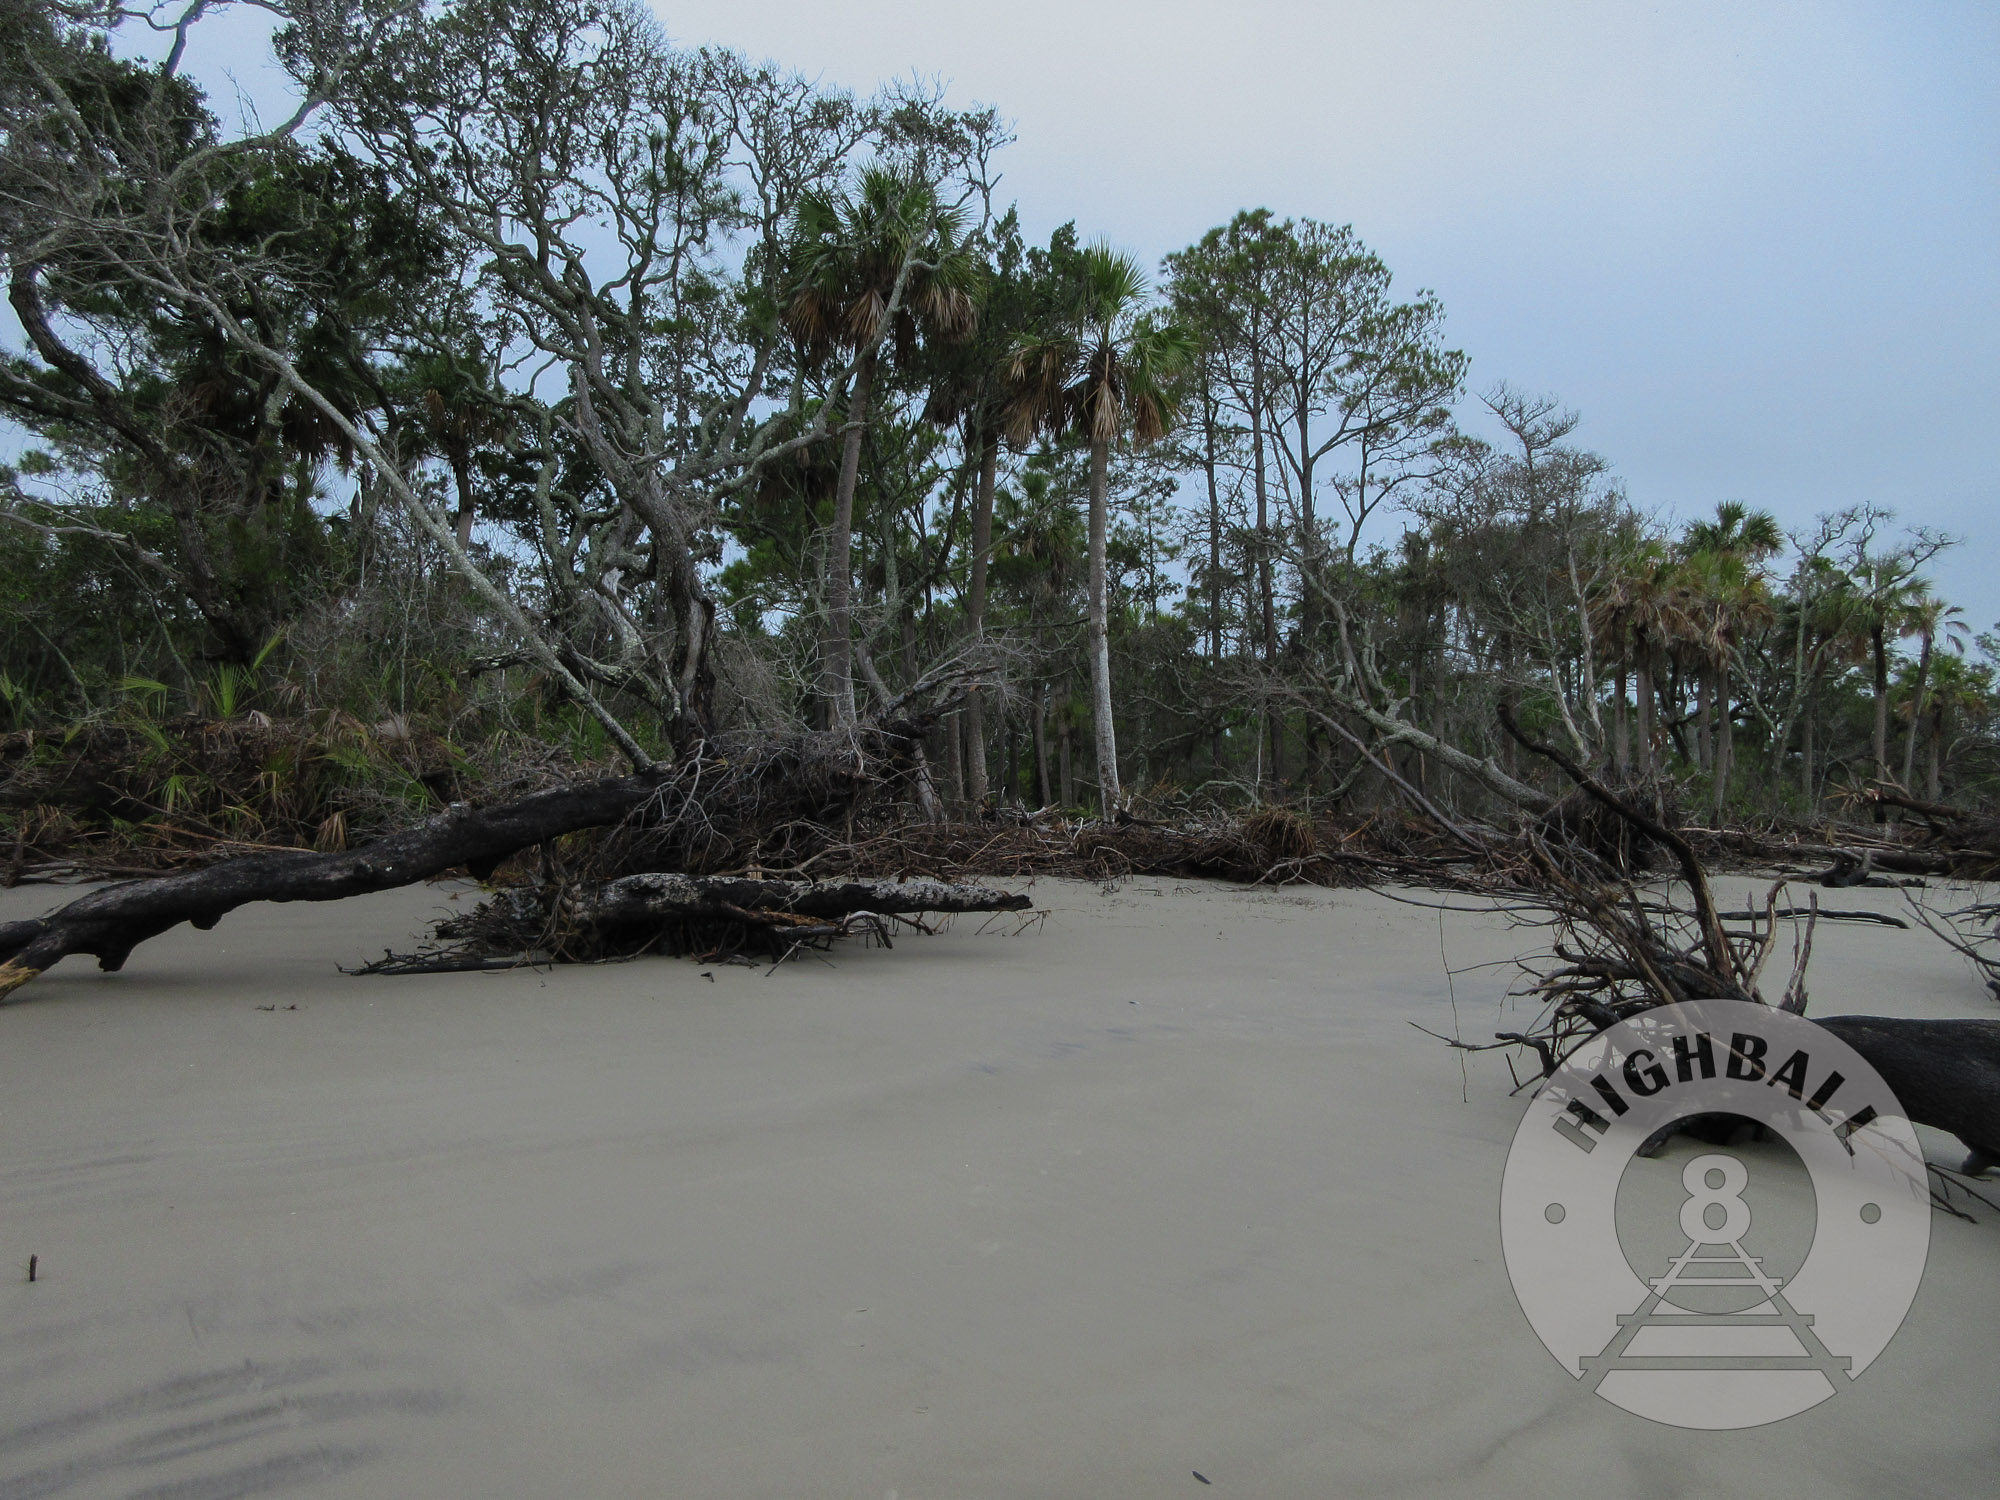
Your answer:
[1679,502,1782,813]
[992,447,1089,804]
[1849,557,1933,784]
[1003,246,1195,813]
[1587,548,1647,774]
[1680,554,1777,817]
[920,214,1053,803]
[1917,652,1986,800]
[786,169,977,726]
[409,360,513,549]
[1590,540,1680,778]
[1898,597,1969,789]
[1778,555,1862,805]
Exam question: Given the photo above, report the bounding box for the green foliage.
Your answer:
[0,0,1991,844]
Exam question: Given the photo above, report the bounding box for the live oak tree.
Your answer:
[0,7,445,666]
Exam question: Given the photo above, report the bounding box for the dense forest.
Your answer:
[3,0,1995,879]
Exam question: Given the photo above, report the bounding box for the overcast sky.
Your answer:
[674,0,1998,626]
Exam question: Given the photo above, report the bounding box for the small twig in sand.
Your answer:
[1928,1162,2000,1223]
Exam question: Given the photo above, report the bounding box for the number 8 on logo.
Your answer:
[1680,1153,1751,1244]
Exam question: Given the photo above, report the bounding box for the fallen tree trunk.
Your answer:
[412,872,1035,968]
[540,872,1032,927]
[1814,1016,2000,1175]
[0,713,978,1001]
[0,772,667,1001]
[1813,846,1965,886]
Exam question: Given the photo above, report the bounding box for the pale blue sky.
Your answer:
[678,0,1999,624]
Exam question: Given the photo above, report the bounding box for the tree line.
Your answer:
[3,0,1993,832]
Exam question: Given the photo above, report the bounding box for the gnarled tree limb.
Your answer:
[0,772,669,1000]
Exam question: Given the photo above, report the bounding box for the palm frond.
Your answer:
[1001,335,1076,444]
[1120,317,1198,445]
[1078,243,1149,330]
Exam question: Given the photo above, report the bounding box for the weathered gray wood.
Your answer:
[472,873,1032,934]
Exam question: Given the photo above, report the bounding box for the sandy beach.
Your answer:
[2,874,1996,1498]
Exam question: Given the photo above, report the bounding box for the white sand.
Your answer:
[2,874,1996,1498]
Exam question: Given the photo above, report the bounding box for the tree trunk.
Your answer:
[1202,388,1225,774]
[1613,663,1630,775]
[1086,438,1120,814]
[1032,682,1051,806]
[944,711,965,806]
[1801,684,1817,808]
[1713,663,1732,823]
[824,351,875,728]
[1811,1017,2000,1174]
[1872,623,1891,781]
[451,455,477,549]
[964,436,997,801]
[505,872,1031,933]
[1901,631,1933,790]
[1871,622,1890,822]
[1694,669,1712,772]
[879,497,906,687]
[1251,375,1280,789]
[1633,635,1656,778]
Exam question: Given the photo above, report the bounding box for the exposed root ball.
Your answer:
[1538,777,1674,874]
[1242,807,1318,862]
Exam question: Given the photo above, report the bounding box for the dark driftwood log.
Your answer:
[1815,1015,2000,1174]
[0,772,667,1001]
[1812,847,1960,887]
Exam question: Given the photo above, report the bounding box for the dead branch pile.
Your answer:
[1535,778,1679,875]
[1675,789,2000,886]
[572,723,935,878]
[1860,787,2000,876]
[761,807,1486,889]
[356,791,1502,975]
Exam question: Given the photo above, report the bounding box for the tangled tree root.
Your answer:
[1438,709,2000,1190]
